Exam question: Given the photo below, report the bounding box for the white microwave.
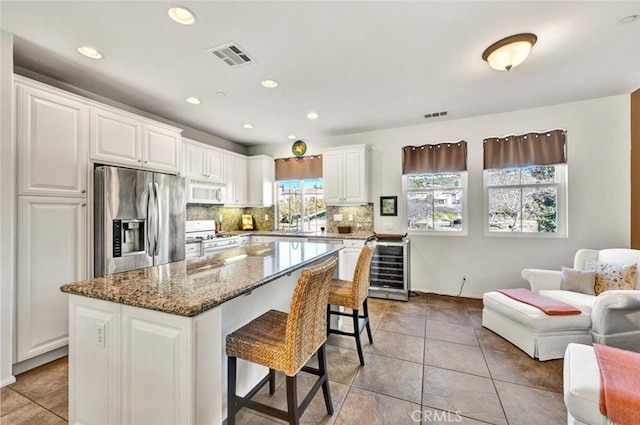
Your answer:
[186,179,226,204]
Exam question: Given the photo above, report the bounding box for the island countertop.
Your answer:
[61,241,342,317]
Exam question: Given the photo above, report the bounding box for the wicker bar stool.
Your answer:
[326,244,376,365]
[226,256,338,425]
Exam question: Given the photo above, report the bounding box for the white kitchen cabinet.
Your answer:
[17,196,87,361]
[247,155,275,206]
[223,153,248,205]
[339,239,365,280]
[91,107,182,174]
[183,139,224,182]
[16,80,89,197]
[322,145,370,205]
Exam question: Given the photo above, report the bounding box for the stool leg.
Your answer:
[317,343,334,415]
[269,368,276,395]
[227,355,237,425]
[363,298,374,344]
[353,308,365,366]
[286,375,299,425]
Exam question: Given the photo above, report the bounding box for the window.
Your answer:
[485,164,566,236]
[276,178,325,232]
[405,172,466,233]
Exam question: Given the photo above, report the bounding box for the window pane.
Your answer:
[433,190,463,231]
[433,173,462,188]
[407,175,433,189]
[277,181,301,231]
[521,166,556,184]
[301,178,325,232]
[488,188,522,232]
[407,192,433,230]
[522,186,558,233]
[487,168,521,186]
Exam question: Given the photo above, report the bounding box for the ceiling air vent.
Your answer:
[424,111,448,119]
[207,42,255,68]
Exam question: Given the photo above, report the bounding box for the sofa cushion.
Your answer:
[584,260,637,295]
[564,343,607,425]
[539,290,596,315]
[560,267,596,295]
[483,292,591,332]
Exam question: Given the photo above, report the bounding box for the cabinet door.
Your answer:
[183,143,208,179]
[142,124,181,174]
[234,156,248,204]
[17,84,88,197]
[90,108,142,166]
[206,150,224,182]
[247,157,275,206]
[122,306,192,425]
[343,148,366,202]
[17,196,87,361]
[322,151,343,204]
[339,247,362,280]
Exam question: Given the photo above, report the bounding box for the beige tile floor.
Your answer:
[0,293,566,424]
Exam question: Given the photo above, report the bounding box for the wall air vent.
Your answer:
[424,111,448,119]
[207,42,255,68]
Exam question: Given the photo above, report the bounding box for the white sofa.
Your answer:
[482,249,640,360]
[563,343,607,425]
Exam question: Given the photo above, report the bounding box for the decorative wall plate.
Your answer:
[292,140,307,157]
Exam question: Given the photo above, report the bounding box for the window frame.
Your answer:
[404,172,468,236]
[483,164,568,238]
[274,178,325,233]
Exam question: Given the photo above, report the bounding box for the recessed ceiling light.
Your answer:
[168,6,196,25]
[618,15,638,25]
[186,97,201,105]
[242,123,254,129]
[261,79,279,88]
[77,46,103,59]
[216,92,226,97]
[288,135,297,140]
[306,111,319,120]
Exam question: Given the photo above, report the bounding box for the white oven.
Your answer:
[186,179,226,204]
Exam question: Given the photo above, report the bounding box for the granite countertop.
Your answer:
[61,241,342,317]
[225,230,374,240]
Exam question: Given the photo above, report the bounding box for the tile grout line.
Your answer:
[4,387,68,423]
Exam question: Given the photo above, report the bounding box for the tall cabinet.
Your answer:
[322,144,370,205]
[15,77,89,361]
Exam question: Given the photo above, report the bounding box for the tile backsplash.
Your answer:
[326,204,374,233]
[186,205,275,231]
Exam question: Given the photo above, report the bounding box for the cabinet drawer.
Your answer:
[342,239,365,248]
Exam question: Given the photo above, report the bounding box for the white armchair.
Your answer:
[483,248,640,360]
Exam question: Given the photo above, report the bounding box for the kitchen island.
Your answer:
[61,241,342,425]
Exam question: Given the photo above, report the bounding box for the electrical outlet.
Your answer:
[383,222,393,230]
[96,322,106,347]
[334,214,343,221]
[264,214,269,221]
[348,214,354,221]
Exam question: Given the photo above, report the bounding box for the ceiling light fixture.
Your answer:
[77,46,103,59]
[618,15,638,25]
[168,6,196,25]
[186,97,201,104]
[242,123,254,129]
[288,135,297,140]
[306,111,319,120]
[482,33,537,71]
[261,79,279,88]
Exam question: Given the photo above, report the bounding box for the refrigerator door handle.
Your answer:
[154,182,161,256]
[145,183,153,256]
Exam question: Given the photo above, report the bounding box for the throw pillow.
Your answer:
[584,260,637,295]
[560,267,596,295]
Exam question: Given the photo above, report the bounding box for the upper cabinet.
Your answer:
[16,80,89,197]
[223,153,247,205]
[90,107,181,174]
[247,156,275,207]
[322,145,370,205]
[183,139,224,182]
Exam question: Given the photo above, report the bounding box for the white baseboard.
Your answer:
[12,346,68,376]
[1,375,16,387]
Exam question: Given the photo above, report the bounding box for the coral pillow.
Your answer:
[560,267,596,295]
[584,260,637,295]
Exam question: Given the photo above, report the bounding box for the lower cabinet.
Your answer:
[339,239,365,281]
[17,196,87,361]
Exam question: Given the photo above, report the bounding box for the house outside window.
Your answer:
[276,179,326,232]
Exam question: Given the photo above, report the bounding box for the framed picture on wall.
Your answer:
[380,196,398,216]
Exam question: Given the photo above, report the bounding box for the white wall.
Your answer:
[249,95,632,297]
[1,31,16,386]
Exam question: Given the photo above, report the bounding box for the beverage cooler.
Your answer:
[369,238,410,301]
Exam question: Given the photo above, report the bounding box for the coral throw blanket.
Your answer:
[496,288,581,315]
[594,343,640,425]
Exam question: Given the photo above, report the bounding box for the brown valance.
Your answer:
[275,155,323,181]
[402,141,467,174]
[483,129,566,169]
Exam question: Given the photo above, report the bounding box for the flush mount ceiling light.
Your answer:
[186,97,201,104]
[306,111,319,120]
[168,6,196,25]
[77,46,103,59]
[261,79,279,88]
[242,123,254,129]
[482,33,537,71]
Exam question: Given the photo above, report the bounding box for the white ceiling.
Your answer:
[2,1,639,147]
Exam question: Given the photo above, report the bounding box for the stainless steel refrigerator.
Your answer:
[94,165,185,277]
